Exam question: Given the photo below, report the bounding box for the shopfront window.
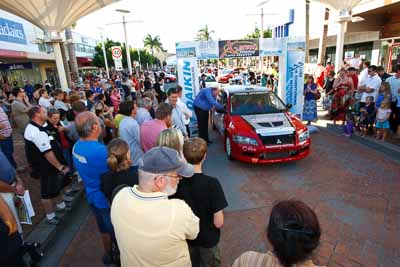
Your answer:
[0,63,42,88]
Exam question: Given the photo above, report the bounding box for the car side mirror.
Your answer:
[286,103,292,109]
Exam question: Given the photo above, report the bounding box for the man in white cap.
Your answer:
[111,146,199,267]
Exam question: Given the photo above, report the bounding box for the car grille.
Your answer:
[259,146,309,160]
[258,133,295,146]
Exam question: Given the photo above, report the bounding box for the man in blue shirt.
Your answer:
[72,111,113,264]
[119,101,144,167]
[193,87,224,143]
[24,80,34,101]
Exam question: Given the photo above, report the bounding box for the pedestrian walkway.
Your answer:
[34,129,400,267]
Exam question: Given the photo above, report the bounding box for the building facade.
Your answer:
[0,9,98,91]
[308,0,400,71]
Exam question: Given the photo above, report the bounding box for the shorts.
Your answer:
[90,204,114,234]
[189,245,221,267]
[40,173,63,199]
[376,120,390,129]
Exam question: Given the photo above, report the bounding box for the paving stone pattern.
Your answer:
[21,129,400,267]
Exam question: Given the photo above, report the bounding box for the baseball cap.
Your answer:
[139,146,194,177]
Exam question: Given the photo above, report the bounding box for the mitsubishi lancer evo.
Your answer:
[212,86,310,163]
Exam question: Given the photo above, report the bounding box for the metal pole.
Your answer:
[138,49,141,72]
[100,32,110,79]
[261,7,264,35]
[259,7,264,71]
[122,16,133,75]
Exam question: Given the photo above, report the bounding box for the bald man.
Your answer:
[72,111,113,264]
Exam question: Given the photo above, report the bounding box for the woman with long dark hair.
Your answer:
[233,200,322,267]
[303,75,319,125]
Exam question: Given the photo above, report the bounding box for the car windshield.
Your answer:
[221,69,233,75]
[230,91,287,115]
[205,76,216,82]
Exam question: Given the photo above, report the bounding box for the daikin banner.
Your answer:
[177,55,199,136]
[285,38,306,118]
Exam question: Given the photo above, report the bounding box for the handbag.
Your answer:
[314,90,321,100]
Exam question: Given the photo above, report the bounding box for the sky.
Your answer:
[75,0,299,53]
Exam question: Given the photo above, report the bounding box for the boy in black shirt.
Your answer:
[173,137,228,267]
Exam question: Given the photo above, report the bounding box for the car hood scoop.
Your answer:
[241,113,295,136]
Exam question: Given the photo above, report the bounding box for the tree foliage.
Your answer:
[92,38,159,69]
[195,24,215,41]
[245,25,272,39]
[143,34,164,55]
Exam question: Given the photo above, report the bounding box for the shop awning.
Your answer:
[77,57,93,66]
[0,0,118,32]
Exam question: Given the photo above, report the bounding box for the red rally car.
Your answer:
[212,86,310,163]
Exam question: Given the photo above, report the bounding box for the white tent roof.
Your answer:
[314,0,362,11]
[0,0,118,31]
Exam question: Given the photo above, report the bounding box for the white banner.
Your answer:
[177,56,199,136]
[259,38,285,56]
[177,57,199,109]
[285,37,306,119]
[197,41,219,60]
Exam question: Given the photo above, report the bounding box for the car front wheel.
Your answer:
[225,136,233,160]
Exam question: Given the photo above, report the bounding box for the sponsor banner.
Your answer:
[176,41,197,58]
[219,39,259,58]
[259,38,284,56]
[0,62,33,71]
[285,38,305,118]
[0,18,27,45]
[176,47,196,58]
[197,41,219,60]
[177,55,199,136]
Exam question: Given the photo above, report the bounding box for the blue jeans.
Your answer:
[0,135,17,168]
[89,204,114,235]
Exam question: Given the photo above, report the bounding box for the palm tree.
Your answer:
[196,24,215,41]
[143,34,163,56]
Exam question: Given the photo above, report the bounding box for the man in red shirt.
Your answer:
[347,67,359,89]
[315,63,325,88]
[323,62,335,81]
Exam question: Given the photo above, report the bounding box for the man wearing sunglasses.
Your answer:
[111,146,199,267]
[358,65,382,107]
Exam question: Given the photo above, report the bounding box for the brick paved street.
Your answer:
[46,128,400,267]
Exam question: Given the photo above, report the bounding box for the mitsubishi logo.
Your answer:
[276,139,282,144]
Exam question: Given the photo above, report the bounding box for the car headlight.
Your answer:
[232,135,258,146]
[298,129,310,143]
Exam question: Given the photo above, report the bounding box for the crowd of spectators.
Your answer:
[0,70,324,267]
[308,61,400,141]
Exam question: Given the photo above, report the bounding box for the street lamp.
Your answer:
[257,0,269,35]
[108,9,143,74]
[313,0,363,72]
[116,9,133,75]
[97,27,110,79]
[246,1,278,71]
